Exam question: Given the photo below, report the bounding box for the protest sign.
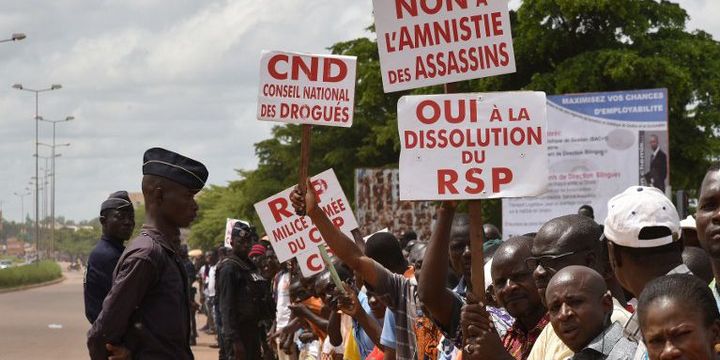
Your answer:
[398,91,548,200]
[372,0,516,92]
[297,249,325,277]
[224,218,249,248]
[257,50,357,127]
[502,89,669,238]
[254,169,359,263]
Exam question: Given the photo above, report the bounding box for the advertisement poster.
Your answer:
[502,89,669,238]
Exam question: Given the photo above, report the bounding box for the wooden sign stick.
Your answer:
[350,228,366,253]
[297,124,313,215]
[468,201,486,302]
[444,82,486,302]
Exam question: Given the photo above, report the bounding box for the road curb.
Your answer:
[0,275,66,294]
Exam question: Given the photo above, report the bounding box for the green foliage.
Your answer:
[0,219,32,242]
[54,226,102,259]
[188,184,245,251]
[0,260,62,289]
[190,0,720,238]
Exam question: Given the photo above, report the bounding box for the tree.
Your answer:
[190,0,720,241]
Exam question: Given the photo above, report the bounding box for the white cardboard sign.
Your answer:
[297,249,326,277]
[254,169,359,262]
[224,218,249,249]
[257,50,357,127]
[372,0,516,92]
[398,92,548,200]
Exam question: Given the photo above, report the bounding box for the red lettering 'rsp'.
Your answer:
[268,197,293,222]
[492,167,513,193]
[437,169,459,194]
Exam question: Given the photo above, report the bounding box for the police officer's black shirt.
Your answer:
[84,235,124,324]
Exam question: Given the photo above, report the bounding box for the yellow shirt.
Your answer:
[343,325,361,360]
[526,298,631,360]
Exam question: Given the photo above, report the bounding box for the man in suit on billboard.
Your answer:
[644,134,667,193]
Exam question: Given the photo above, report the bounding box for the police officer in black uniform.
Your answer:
[87,147,208,360]
[84,191,135,324]
[217,222,275,360]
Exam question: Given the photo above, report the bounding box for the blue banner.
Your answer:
[548,88,667,123]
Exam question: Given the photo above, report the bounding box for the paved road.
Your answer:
[0,265,218,359]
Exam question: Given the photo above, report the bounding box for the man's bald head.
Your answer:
[546,266,613,352]
[546,265,607,299]
[533,215,602,256]
[493,236,533,270]
[531,215,603,305]
[483,223,501,241]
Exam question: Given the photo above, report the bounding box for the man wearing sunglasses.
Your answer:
[526,214,631,360]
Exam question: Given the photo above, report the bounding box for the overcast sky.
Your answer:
[0,0,717,222]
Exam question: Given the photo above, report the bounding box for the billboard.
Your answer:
[502,89,669,238]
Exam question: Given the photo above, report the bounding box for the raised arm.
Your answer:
[418,202,458,329]
[327,304,343,346]
[289,303,329,332]
[290,182,380,288]
[337,284,383,347]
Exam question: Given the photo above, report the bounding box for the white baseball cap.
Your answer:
[603,186,680,248]
[680,215,696,230]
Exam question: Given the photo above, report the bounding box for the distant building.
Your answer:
[128,192,144,208]
[6,238,25,257]
[61,225,94,232]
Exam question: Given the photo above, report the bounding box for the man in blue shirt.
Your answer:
[83,191,135,323]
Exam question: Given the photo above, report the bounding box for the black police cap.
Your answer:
[142,147,208,191]
[231,221,251,238]
[100,190,133,213]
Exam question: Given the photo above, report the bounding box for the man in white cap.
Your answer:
[604,186,690,359]
[680,215,700,247]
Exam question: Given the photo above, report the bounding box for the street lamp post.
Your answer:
[13,190,31,226]
[0,33,26,43]
[37,116,73,256]
[34,154,54,231]
[37,139,69,257]
[13,83,62,262]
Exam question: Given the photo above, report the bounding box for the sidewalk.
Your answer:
[192,312,220,360]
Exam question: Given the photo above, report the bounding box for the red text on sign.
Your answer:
[437,167,513,194]
[305,253,324,272]
[269,197,294,222]
[268,54,348,83]
[394,0,488,19]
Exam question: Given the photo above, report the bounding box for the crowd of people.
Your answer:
[81,146,720,360]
